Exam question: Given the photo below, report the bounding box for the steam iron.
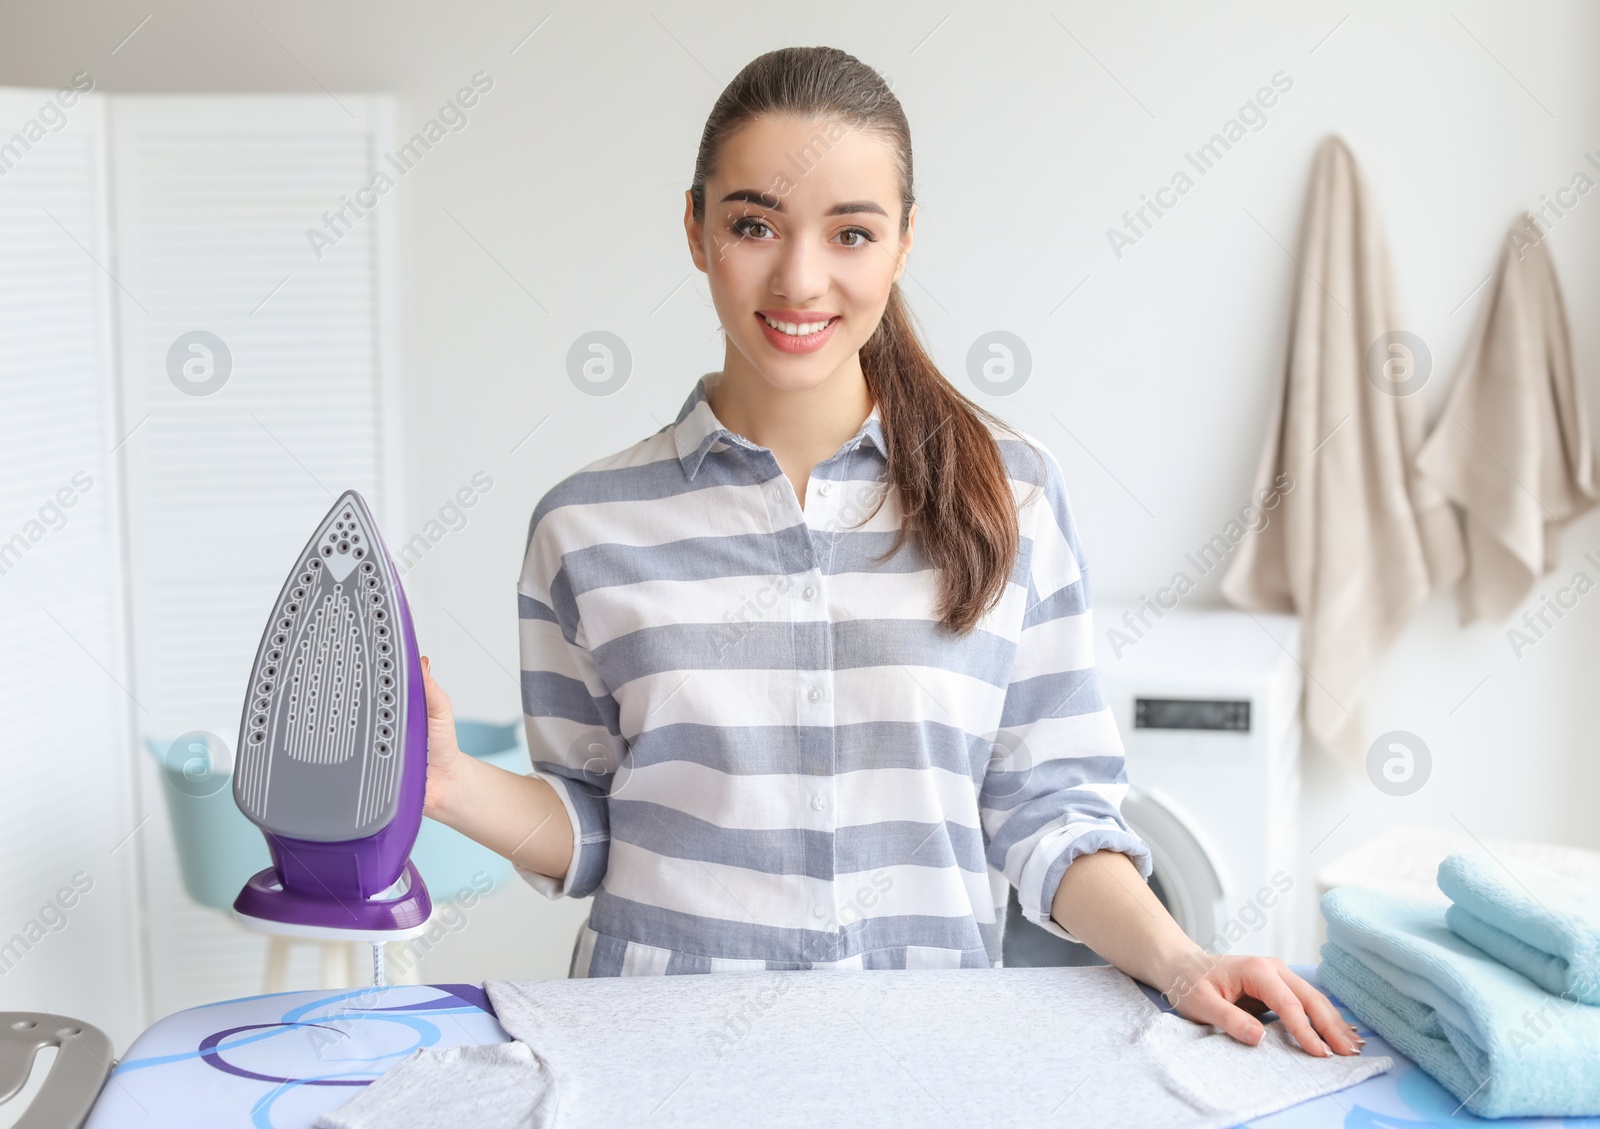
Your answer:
[232,489,432,956]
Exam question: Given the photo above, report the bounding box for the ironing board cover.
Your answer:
[83,971,1600,1128]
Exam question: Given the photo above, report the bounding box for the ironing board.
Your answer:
[78,968,1600,1129]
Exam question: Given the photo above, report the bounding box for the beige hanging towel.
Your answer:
[1415,215,1600,624]
[1222,135,1463,765]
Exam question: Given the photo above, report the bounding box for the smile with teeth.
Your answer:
[760,313,839,337]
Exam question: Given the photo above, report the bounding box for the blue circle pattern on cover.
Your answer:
[89,984,506,1129]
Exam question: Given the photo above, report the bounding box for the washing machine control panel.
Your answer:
[1134,697,1251,732]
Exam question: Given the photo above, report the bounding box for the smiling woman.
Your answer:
[679,52,1040,625]
[421,44,1361,1063]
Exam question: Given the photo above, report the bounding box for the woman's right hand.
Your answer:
[420,654,464,819]
[416,653,574,881]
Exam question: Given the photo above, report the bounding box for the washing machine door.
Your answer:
[1001,786,1227,967]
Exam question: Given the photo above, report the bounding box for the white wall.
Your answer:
[3,0,1596,990]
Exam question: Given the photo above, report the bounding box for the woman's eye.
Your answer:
[837,228,875,248]
[731,217,772,240]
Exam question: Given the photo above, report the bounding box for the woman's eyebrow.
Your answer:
[719,188,888,217]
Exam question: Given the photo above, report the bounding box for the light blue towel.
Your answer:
[1318,884,1600,1119]
[1438,850,1600,1005]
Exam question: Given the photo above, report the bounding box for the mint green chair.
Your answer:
[146,720,529,913]
[144,733,269,911]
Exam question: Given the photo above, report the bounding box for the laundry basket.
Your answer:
[146,719,530,915]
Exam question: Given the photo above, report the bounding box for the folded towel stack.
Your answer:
[1438,850,1600,1005]
[1318,853,1600,1118]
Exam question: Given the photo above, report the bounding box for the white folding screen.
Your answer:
[0,89,400,1048]
[0,88,146,1051]
[110,94,401,1024]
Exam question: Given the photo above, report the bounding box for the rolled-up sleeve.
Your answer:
[980,441,1151,944]
[515,505,622,900]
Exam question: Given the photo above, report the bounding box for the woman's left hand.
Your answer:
[1163,952,1364,1057]
[1049,851,1364,1058]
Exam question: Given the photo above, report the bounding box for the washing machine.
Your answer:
[1002,604,1302,967]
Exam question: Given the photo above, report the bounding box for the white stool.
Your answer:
[261,938,426,992]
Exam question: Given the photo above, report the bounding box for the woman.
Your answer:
[421,44,1359,1059]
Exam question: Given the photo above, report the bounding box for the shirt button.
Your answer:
[818,482,834,496]
[812,905,826,918]
[811,794,826,811]
[801,585,816,600]
[807,687,821,704]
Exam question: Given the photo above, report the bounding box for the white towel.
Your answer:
[315,966,1389,1129]
[1415,214,1600,623]
[1222,135,1463,765]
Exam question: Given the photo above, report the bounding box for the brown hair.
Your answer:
[690,45,1044,635]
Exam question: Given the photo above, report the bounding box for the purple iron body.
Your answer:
[232,489,432,941]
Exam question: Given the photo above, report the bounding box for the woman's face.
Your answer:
[686,114,916,394]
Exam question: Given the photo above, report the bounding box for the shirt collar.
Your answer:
[672,371,885,480]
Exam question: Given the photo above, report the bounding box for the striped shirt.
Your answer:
[515,370,1151,977]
